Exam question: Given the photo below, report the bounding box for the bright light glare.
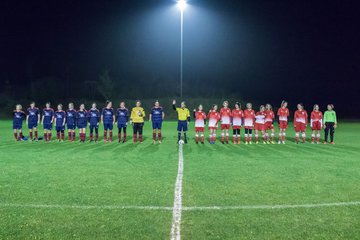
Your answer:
[177,0,187,11]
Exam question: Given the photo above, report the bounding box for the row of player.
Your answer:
[11,100,338,144]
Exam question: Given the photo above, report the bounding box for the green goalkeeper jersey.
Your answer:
[323,110,337,124]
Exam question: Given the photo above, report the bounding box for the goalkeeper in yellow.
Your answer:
[130,100,146,143]
[172,99,190,144]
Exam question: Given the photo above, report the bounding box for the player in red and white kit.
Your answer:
[277,100,290,144]
[220,101,232,144]
[310,104,323,144]
[243,103,255,144]
[294,103,308,144]
[207,105,221,144]
[231,102,243,144]
[264,103,275,144]
[254,105,266,144]
[193,104,207,144]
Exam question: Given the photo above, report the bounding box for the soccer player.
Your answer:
[254,105,266,144]
[101,101,115,142]
[243,103,255,144]
[26,101,40,141]
[323,104,337,144]
[149,100,165,144]
[88,102,100,142]
[77,104,87,142]
[13,104,26,141]
[66,103,77,141]
[116,102,129,143]
[193,104,207,144]
[41,102,54,142]
[130,100,146,143]
[231,102,243,144]
[294,103,308,144]
[207,104,221,144]
[264,103,275,144]
[55,104,66,142]
[277,100,290,144]
[310,104,323,144]
[172,99,190,144]
[220,101,232,144]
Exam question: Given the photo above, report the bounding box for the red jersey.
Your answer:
[194,111,206,128]
[265,110,274,123]
[294,110,308,124]
[232,109,243,126]
[207,110,220,128]
[311,111,323,122]
[255,111,266,124]
[220,107,232,124]
[243,109,255,127]
[277,107,290,122]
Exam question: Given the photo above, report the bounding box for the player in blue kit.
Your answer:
[116,102,129,143]
[77,104,87,143]
[26,101,40,141]
[88,102,100,142]
[101,101,115,142]
[149,100,165,144]
[55,104,66,142]
[41,102,54,142]
[66,103,77,141]
[13,104,26,141]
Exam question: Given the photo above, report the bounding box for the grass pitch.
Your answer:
[0,120,359,239]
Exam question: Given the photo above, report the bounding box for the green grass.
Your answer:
[1,120,360,239]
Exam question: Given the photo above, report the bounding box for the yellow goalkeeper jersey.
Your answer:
[175,107,190,121]
[130,107,145,123]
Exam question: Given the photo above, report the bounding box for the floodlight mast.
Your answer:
[177,0,186,98]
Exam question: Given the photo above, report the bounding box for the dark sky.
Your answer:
[1,0,359,117]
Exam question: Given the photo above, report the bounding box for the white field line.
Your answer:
[170,143,184,240]
[1,201,359,212]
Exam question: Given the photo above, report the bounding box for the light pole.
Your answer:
[177,0,186,98]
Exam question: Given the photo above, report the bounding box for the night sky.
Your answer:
[1,0,359,117]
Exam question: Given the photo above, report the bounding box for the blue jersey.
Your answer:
[66,109,77,125]
[88,109,100,125]
[55,110,66,127]
[102,108,114,124]
[27,107,39,124]
[42,108,54,124]
[151,107,164,122]
[13,110,25,125]
[116,108,129,125]
[76,110,87,126]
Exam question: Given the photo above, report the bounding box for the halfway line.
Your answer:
[170,143,184,240]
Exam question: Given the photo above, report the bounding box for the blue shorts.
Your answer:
[13,123,22,130]
[28,122,38,129]
[56,126,65,131]
[104,123,114,131]
[90,123,99,129]
[118,123,127,129]
[67,124,76,130]
[77,123,86,129]
[43,123,53,130]
[177,120,188,132]
[152,121,162,130]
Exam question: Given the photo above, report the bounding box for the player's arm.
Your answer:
[172,100,177,111]
[26,112,29,125]
[162,110,165,120]
[149,111,152,122]
[37,111,40,124]
[100,111,104,123]
[187,109,190,123]
[334,111,338,127]
[112,110,115,125]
